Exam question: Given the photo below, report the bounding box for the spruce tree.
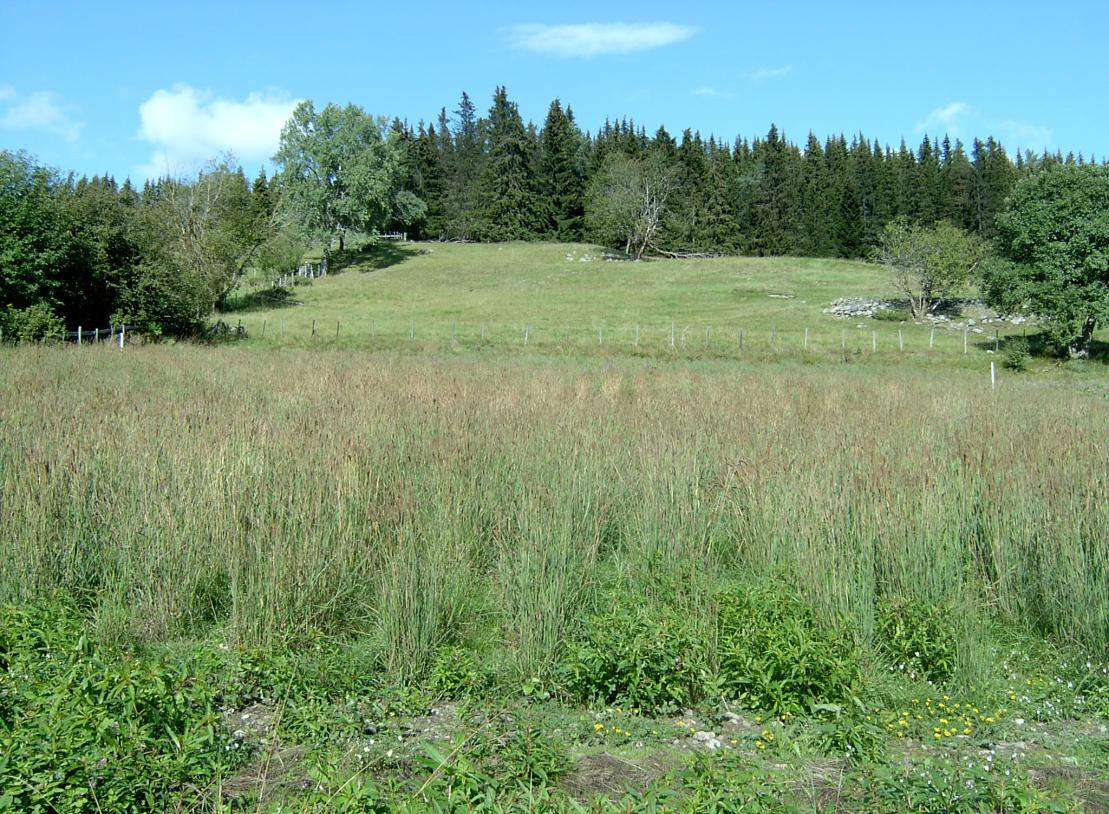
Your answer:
[797,133,833,256]
[972,137,1016,238]
[538,99,585,241]
[477,87,541,241]
[751,125,801,255]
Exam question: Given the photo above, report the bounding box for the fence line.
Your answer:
[5,319,1008,370]
[217,318,1007,357]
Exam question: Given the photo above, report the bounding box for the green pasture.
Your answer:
[227,241,1044,367]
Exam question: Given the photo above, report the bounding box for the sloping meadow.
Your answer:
[1,346,1106,684]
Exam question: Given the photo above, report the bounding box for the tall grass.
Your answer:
[1,346,1106,681]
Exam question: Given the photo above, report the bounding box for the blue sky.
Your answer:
[2,0,1106,182]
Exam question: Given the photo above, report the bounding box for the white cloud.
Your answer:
[692,86,733,100]
[0,89,83,141]
[748,65,793,83]
[997,119,1053,152]
[137,84,300,178]
[913,102,1052,151]
[916,101,971,135]
[505,22,697,58]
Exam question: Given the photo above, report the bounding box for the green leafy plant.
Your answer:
[877,595,957,683]
[857,754,1069,813]
[716,584,860,716]
[804,701,885,761]
[0,599,242,813]
[1003,337,1032,371]
[673,752,794,814]
[560,602,703,715]
[1,302,64,341]
[429,645,488,698]
[873,306,911,322]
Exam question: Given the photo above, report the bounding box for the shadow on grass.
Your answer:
[989,331,1109,364]
[220,287,299,314]
[330,241,420,273]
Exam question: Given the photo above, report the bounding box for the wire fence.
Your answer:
[3,318,1010,387]
[224,316,1010,357]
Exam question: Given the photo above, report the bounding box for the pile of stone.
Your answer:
[824,297,1032,331]
[823,298,899,318]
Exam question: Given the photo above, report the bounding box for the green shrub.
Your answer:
[716,584,860,716]
[873,307,911,322]
[804,701,885,761]
[429,645,489,698]
[876,595,957,683]
[560,603,703,715]
[1,302,64,342]
[0,599,242,813]
[857,754,1065,813]
[1003,337,1032,371]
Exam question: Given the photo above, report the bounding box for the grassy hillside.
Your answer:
[227,242,1045,366]
[3,244,1108,811]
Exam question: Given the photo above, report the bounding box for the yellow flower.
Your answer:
[594,723,604,731]
[730,739,738,745]
[963,728,972,735]
[756,740,766,749]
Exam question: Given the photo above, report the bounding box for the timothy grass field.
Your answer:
[2,244,1108,812]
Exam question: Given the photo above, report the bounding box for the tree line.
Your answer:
[2,85,1107,353]
[389,87,1095,255]
[0,151,294,339]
